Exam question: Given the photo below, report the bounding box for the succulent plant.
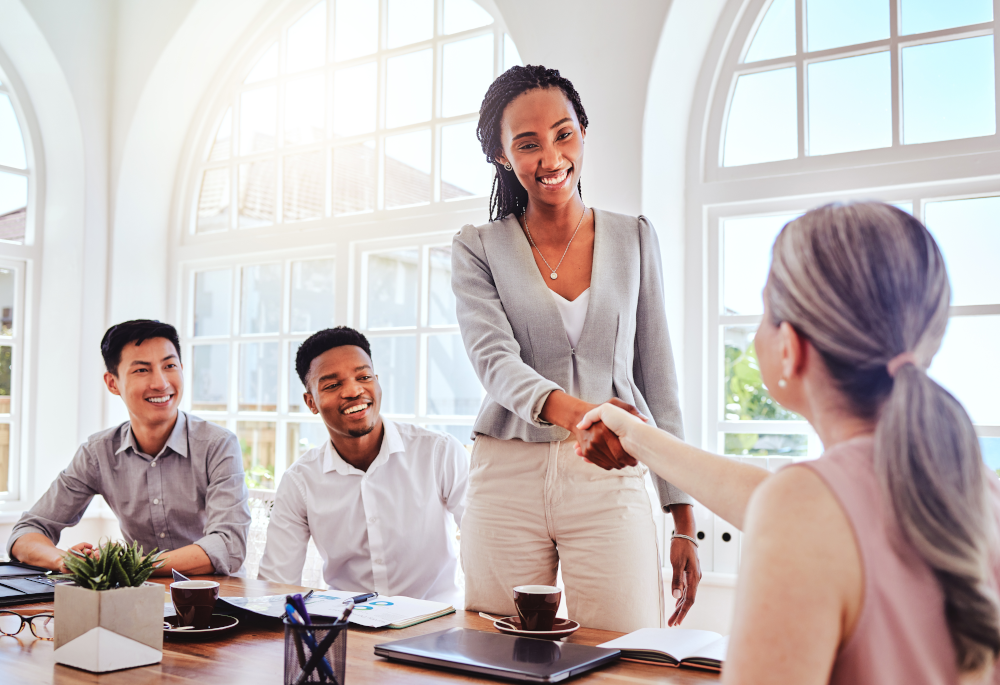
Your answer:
[53,539,164,591]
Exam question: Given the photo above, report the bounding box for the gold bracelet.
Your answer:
[671,533,699,548]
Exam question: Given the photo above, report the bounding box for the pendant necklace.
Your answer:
[523,204,588,280]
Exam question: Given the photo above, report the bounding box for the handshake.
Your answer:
[569,398,646,471]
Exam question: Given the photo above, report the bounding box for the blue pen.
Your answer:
[286,603,334,680]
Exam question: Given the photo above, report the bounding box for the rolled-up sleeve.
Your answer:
[195,434,251,575]
[634,217,693,510]
[438,435,469,528]
[7,444,100,560]
[452,225,562,426]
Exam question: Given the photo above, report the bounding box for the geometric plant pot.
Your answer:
[53,582,164,672]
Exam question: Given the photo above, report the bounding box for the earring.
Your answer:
[778,378,787,388]
[504,162,512,171]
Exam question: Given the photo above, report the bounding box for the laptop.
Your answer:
[374,627,621,683]
[0,562,56,606]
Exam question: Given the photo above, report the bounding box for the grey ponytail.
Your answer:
[766,201,1000,675]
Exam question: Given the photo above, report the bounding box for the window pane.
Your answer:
[291,258,336,333]
[194,269,231,337]
[385,129,431,207]
[332,141,376,214]
[386,49,433,128]
[333,62,377,137]
[983,437,1000,476]
[284,75,325,146]
[283,151,325,222]
[805,0,888,52]
[724,325,801,421]
[197,168,230,233]
[924,196,1000,307]
[902,0,993,35]
[239,342,279,411]
[441,121,492,199]
[289,340,307,412]
[426,424,474,446]
[807,52,891,156]
[0,269,14,336]
[0,93,26,169]
[723,212,800,315]
[207,108,232,161]
[442,34,494,118]
[387,0,433,48]
[723,68,797,167]
[744,0,795,63]
[335,0,378,60]
[0,171,27,243]
[902,36,996,145]
[428,246,457,326]
[503,34,522,71]
[0,346,10,415]
[929,315,1000,424]
[238,160,276,228]
[241,263,282,334]
[240,87,277,155]
[724,433,807,457]
[443,0,493,34]
[237,421,276,489]
[428,333,481,415]
[367,249,419,328]
[288,422,329,462]
[286,2,327,73]
[245,42,278,84]
[191,343,229,411]
[0,422,9,493]
[369,335,416,414]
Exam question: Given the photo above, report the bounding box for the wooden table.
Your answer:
[0,576,720,684]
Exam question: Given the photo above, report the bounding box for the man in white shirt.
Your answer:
[258,326,469,605]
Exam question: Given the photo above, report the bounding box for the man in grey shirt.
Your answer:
[7,320,250,576]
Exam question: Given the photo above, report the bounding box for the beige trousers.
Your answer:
[461,435,664,632]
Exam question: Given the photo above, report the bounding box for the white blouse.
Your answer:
[550,287,590,395]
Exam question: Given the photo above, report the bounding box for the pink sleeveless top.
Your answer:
[798,436,1000,685]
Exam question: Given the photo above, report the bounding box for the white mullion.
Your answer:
[976,426,1000,438]
[0,164,28,177]
[795,0,805,159]
[719,420,812,434]
[950,304,1000,317]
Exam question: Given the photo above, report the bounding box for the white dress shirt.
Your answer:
[258,419,468,605]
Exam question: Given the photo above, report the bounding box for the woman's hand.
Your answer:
[576,401,647,450]
[572,399,647,470]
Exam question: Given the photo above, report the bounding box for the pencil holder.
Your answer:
[283,617,348,685]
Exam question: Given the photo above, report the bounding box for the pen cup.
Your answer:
[283,618,348,685]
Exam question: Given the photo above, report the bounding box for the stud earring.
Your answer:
[504,162,512,171]
[778,378,788,388]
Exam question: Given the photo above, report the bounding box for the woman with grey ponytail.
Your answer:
[579,201,1000,684]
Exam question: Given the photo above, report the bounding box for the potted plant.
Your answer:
[51,540,165,673]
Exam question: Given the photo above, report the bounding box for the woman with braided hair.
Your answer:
[583,202,1000,683]
[451,64,699,632]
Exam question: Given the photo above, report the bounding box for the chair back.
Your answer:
[246,489,327,589]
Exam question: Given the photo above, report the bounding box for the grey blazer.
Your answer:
[451,208,692,510]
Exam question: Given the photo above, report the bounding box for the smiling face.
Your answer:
[495,87,585,209]
[304,344,383,440]
[103,337,183,425]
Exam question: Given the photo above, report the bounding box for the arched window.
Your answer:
[178,0,519,487]
[0,61,34,502]
[687,0,1000,572]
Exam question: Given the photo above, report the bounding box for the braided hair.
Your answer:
[477,65,589,221]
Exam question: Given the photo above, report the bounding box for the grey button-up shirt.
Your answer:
[6,412,250,575]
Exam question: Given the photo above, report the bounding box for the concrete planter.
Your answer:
[53,582,164,673]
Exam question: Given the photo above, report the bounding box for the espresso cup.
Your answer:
[513,585,561,632]
[170,580,220,630]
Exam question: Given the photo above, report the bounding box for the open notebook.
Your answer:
[220,592,455,629]
[598,628,729,672]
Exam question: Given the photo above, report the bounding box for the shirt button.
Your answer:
[374,558,383,565]
[369,517,377,523]
[153,498,160,505]
[159,533,166,538]
[150,461,157,467]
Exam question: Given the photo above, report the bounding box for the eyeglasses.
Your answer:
[0,611,55,640]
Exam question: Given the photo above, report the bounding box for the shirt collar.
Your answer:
[116,411,189,459]
[322,419,405,475]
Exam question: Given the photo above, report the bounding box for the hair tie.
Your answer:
[887,351,919,378]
